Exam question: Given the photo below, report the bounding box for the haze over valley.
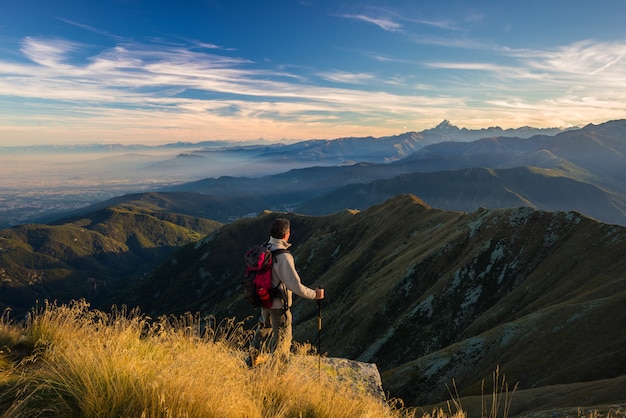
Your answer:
[0,139,315,227]
[3,119,625,228]
[0,120,580,228]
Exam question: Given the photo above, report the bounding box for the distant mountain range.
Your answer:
[0,120,583,228]
[212,120,570,165]
[6,120,577,229]
[0,139,265,154]
[31,119,625,232]
[146,119,624,226]
[1,120,568,156]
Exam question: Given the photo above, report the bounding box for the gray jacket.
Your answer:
[267,236,316,309]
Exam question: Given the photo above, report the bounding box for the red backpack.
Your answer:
[243,243,288,308]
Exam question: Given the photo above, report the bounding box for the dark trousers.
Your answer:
[251,308,292,357]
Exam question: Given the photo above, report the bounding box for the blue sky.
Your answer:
[1,0,625,145]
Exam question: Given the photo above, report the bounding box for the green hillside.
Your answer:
[0,201,221,316]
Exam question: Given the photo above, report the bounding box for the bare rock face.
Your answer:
[322,357,386,401]
[289,356,385,401]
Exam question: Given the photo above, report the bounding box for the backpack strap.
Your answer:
[271,248,289,258]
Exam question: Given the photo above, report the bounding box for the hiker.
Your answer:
[248,217,324,365]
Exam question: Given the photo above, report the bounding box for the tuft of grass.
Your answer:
[444,366,517,418]
[0,300,420,418]
[481,366,517,418]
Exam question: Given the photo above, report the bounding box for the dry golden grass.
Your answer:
[3,300,616,418]
[0,300,426,418]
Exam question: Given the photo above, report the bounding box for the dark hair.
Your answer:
[270,218,290,239]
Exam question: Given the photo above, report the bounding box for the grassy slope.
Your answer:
[0,301,423,418]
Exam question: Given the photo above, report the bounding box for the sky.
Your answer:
[1,0,626,146]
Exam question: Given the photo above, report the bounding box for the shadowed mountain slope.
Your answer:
[47,191,270,225]
[124,194,626,415]
[0,202,222,315]
[296,166,626,226]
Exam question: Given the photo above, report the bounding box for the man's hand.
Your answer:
[315,288,325,299]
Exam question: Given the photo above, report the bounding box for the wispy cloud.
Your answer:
[340,13,402,32]
[514,40,626,78]
[58,18,122,40]
[415,38,626,128]
[406,17,460,31]
[338,8,459,33]
[426,39,626,85]
[20,37,80,68]
[316,70,376,84]
[423,61,515,73]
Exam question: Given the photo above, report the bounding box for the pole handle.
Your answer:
[317,285,323,330]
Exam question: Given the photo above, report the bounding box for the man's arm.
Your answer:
[275,253,317,299]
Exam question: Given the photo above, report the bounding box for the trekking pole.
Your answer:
[317,285,323,377]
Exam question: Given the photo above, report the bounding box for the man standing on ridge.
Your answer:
[248,217,325,366]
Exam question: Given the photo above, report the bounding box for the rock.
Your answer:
[291,356,386,401]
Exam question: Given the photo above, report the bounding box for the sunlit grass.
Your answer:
[2,300,617,418]
[0,300,422,417]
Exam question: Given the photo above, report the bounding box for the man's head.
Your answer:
[270,218,290,239]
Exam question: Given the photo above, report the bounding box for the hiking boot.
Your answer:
[252,353,269,367]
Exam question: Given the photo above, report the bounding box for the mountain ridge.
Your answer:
[119,194,626,415]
